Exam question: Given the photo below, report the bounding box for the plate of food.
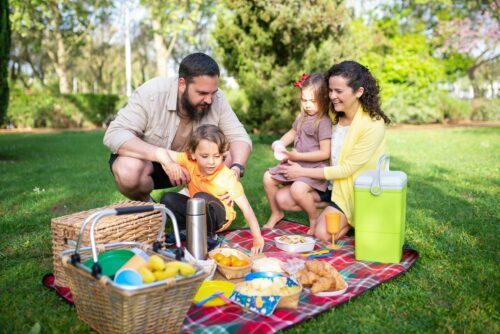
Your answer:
[274,235,315,253]
[295,259,348,297]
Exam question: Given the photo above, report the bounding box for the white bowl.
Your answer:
[274,235,315,253]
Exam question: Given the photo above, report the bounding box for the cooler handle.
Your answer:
[72,205,183,277]
[370,154,390,196]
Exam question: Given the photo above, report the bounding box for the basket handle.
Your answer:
[370,154,390,196]
[72,205,184,277]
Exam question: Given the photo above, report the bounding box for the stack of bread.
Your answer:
[295,260,346,294]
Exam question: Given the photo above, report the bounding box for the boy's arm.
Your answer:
[233,194,265,255]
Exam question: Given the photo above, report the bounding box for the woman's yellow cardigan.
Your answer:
[323,109,386,226]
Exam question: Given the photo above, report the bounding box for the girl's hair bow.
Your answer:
[293,73,309,88]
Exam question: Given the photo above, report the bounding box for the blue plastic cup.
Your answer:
[114,268,143,286]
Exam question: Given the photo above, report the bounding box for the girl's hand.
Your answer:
[278,161,303,179]
[251,234,265,255]
[282,148,300,161]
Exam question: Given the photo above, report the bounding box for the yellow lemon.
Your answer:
[165,261,183,271]
[138,267,155,284]
[148,255,165,271]
[178,262,196,276]
[153,267,178,280]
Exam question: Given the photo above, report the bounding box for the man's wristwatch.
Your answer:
[230,163,245,178]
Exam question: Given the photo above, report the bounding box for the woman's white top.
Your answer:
[328,124,350,190]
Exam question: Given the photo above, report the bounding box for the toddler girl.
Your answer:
[160,124,264,255]
[263,72,332,234]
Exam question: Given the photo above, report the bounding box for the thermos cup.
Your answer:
[186,198,208,260]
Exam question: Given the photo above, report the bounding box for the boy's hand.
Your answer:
[251,234,265,255]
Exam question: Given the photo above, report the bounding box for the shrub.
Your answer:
[64,93,121,126]
[7,89,121,128]
[437,93,472,121]
[471,98,500,121]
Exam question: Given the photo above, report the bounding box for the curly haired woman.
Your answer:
[275,61,391,241]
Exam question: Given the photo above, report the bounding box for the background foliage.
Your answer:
[4,0,500,130]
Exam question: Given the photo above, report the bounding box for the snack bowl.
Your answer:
[274,235,316,253]
[231,275,302,315]
[208,248,252,279]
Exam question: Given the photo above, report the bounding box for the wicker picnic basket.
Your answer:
[60,205,208,334]
[52,201,163,287]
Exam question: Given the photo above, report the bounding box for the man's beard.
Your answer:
[181,88,211,121]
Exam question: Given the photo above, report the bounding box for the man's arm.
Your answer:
[227,141,251,178]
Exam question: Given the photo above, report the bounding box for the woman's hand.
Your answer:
[278,161,304,179]
[251,234,265,255]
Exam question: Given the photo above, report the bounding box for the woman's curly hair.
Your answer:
[326,61,391,125]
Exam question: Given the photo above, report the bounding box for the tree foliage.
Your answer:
[141,0,215,77]
[213,0,350,133]
[0,0,10,126]
[10,0,113,93]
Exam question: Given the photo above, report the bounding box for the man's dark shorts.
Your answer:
[317,188,344,213]
[108,153,174,189]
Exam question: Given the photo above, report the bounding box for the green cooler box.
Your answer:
[354,155,407,263]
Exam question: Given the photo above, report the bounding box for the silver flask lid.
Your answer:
[187,198,206,215]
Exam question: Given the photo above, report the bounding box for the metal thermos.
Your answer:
[186,198,207,260]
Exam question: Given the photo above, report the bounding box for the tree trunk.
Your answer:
[0,0,10,126]
[49,2,70,94]
[152,18,168,77]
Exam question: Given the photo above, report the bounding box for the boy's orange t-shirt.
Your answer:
[176,152,244,230]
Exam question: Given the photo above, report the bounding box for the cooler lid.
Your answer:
[355,170,407,190]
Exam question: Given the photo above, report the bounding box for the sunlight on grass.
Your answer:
[0,127,499,333]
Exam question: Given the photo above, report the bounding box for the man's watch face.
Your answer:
[232,163,245,177]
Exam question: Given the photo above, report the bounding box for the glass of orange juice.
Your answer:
[326,212,342,250]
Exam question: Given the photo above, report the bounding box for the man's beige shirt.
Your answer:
[103,77,251,153]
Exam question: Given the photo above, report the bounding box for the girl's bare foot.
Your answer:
[306,227,315,235]
[262,213,284,229]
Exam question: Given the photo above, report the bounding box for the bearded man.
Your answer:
[104,53,252,202]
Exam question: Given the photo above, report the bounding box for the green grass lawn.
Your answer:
[0,127,499,333]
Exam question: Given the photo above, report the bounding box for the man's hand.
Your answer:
[230,166,241,181]
[162,163,190,187]
[156,147,190,186]
[220,192,233,207]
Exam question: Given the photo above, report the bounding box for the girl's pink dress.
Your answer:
[269,114,332,191]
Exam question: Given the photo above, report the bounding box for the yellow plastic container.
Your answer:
[354,155,407,263]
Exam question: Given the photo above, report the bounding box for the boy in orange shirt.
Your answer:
[160,125,264,255]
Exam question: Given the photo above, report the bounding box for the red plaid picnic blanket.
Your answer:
[182,220,419,333]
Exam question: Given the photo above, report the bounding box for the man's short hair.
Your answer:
[178,53,220,83]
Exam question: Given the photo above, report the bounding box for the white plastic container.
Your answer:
[274,235,315,253]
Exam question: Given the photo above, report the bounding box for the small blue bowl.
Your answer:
[244,271,285,281]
